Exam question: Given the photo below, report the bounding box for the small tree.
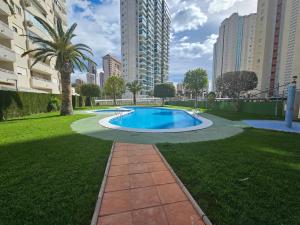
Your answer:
[80,84,100,107]
[127,80,142,105]
[216,71,258,98]
[183,68,208,108]
[154,83,175,105]
[104,75,125,105]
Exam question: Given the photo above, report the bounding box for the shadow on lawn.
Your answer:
[158,128,300,225]
[6,114,61,122]
[0,133,112,225]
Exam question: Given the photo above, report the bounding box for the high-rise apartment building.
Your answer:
[120,0,171,95]
[86,61,97,85]
[99,72,104,88]
[102,54,122,84]
[252,0,285,97]
[212,13,257,91]
[278,0,300,95]
[0,0,67,94]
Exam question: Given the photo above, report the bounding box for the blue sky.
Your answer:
[67,0,257,87]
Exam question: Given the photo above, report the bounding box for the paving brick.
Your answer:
[151,171,175,185]
[132,206,168,225]
[164,201,205,225]
[98,212,132,225]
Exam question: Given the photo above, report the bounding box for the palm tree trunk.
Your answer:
[113,93,116,106]
[60,71,73,115]
[133,93,136,105]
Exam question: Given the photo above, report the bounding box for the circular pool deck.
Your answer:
[71,110,248,144]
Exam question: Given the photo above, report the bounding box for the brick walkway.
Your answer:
[95,142,208,225]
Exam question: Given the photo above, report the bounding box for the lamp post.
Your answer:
[285,76,297,128]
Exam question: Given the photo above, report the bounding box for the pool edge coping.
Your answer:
[97,107,214,133]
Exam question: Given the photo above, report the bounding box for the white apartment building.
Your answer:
[278,0,300,95]
[120,0,171,95]
[86,61,98,85]
[212,13,257,91]
[252,0,285,97]
[0,0,67,94]
[102,54,122,85]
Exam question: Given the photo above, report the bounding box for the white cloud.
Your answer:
[172,4,208,32]
[67,0,121,71]
[172,34,218,59]
[207,0,243,13]
[179,36,189,42]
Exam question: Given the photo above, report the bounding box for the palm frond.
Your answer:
[34,16,58,41]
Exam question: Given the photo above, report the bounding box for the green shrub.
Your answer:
[47,97,61,112]
[0,90,60,120]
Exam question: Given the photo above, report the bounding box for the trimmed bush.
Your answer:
[0,90,60,120]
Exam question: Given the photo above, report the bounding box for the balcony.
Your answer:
[31,0,48,15]
[29,59,55,76]
[0,44,16,62]
[0,68,17,84]
[31,77,55,90]
[0,1,11,15]
[0,20,13,39]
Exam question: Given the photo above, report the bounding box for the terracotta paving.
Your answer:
[97,142,206,225]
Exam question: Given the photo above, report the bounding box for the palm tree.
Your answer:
[22,17,95,115]
[3,0,15,14]
[127,80,142,105]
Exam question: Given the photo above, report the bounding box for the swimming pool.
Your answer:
[98,107,213,133]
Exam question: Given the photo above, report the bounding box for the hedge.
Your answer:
[0,90,61,120]
[166,100,285,116]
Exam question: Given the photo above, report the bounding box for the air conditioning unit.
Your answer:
[26,20,33,27]
[23,0,32,7]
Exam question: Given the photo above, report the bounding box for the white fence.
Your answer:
[95,98,162,106]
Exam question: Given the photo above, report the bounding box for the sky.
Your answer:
[67,0,258,85]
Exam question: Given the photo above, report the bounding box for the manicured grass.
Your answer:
[0,113,112,225]
[158,128,300,225]
[204,109,284,121]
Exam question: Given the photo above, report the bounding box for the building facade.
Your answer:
[0,0,67,94]
[86,61,98,85]
[278,0,300,95]
[212,13,257,91]
[120,0,171,95]
[102,54,122,84]
[252,0,286,97]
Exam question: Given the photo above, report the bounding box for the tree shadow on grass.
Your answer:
[0,133,112,225]
[7,114,61,122]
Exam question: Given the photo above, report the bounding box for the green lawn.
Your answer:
[0,113,112,225]
[158,128,300,225]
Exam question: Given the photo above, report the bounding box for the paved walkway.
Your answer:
[244,120,300,134]
[72,112,247,144]
[95,142,210,225]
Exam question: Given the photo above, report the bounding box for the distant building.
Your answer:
[99,72,105,88]
[120,0,171,95]
[75,79,84,86]
[102,54,122,84]
[86,61,97,85]
[86,73,95,84]
[212,13,257,91]
[176,83,185,95]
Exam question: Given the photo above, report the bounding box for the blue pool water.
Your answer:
[95,109,130,113]
[110,107,202,130]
